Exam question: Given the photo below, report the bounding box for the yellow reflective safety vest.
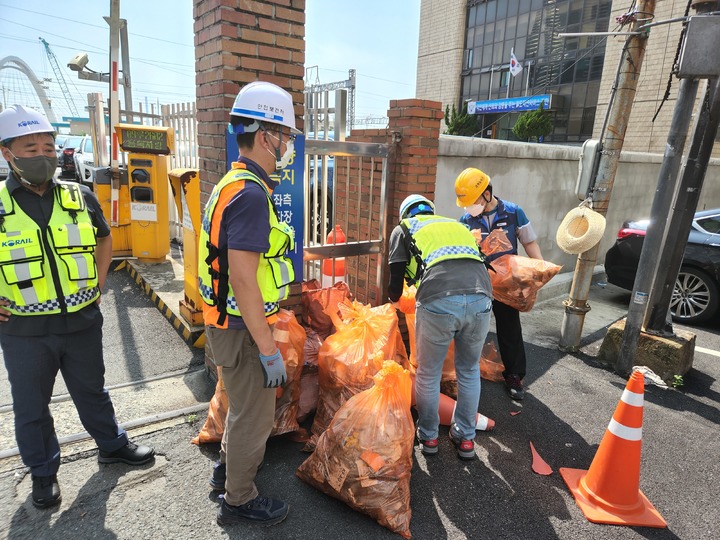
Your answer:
[198,166,295,325]
[401,214,483,284]
[0,180,100,315]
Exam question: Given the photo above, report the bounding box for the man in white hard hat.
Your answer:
[0,105,155,510]
[198,81,300,527]
[387,194,494,460]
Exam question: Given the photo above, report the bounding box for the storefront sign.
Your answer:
[468,95,552,114]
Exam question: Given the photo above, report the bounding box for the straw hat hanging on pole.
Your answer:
[556,203,606,255]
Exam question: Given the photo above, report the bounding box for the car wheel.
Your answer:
[670,267,719,324]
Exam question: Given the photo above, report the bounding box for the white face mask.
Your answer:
[465,203,485,217]
[276,139,294,170]
[265,131,295,171]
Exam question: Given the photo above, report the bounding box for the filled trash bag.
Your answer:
[302,279,352,339]
[473,227,513,256]
[480,338,504,382]
[270,309,307,437]
[305,299,408,451]
[191,310,306,443]
[191,366,228,445]
[475,228,562,312]
[297,330,323,423]
[296,361,414,539]
[488,255,562,312]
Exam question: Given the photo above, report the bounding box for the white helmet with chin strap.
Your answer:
[228,81,300,170]
[228,81,300,136]
[0,105,55,145]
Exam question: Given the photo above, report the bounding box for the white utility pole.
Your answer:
[105,0,121,227]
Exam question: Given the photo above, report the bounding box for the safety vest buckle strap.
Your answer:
[204,241,218,266]
[399,221,426,285]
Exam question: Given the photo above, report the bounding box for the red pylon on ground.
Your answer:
[559,370,667,528]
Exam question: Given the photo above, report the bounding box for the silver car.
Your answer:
[0,153,9,180]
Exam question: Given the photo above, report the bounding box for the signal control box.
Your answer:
[115,124,175,263]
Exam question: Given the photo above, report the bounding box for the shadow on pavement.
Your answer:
[8,466,130,540]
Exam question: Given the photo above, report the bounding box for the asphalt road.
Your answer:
[0,276,717,540]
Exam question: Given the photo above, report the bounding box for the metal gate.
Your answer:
[303,84,390,305]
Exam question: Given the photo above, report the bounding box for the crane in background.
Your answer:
[38,37,79,117]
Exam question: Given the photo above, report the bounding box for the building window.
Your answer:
[581,107,597,136]
[500,70,510,88]
[465,49,473,70]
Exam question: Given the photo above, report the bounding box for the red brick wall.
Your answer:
[335,99,444,305]
[193,4,443,307]
[194,0,306,205]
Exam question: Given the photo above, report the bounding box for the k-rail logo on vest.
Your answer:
[2,238,33,248]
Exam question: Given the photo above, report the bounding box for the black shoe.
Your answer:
[32,475,61,509]
[504,375,525,400]
[217,495,289,527]
[209,461,226,491]
[98,441,155,465]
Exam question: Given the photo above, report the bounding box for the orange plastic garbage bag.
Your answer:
[297,330,323,423]
[475,227,513,256]
[480,338,504,382]
[296,361,414,539]
[302,279,352,339]
[305,300,409,451]
[192,310,307,444]
[191,366,228,445]
[489,255,562,312]
[270,309,307,437]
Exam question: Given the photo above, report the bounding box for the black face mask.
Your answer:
[10,154,57,185]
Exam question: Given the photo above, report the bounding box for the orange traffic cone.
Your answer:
[321,225,346,287]
[559,370,666,528]
[438,392,495,432]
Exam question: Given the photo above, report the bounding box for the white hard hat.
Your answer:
[229,81,300,134]
[399,194,435,221]
[0,105,55,144]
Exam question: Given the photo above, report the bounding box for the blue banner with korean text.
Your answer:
[468,94,552,114]
[226,132,305,281]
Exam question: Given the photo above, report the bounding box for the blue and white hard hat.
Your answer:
[0,105,55,145]
[399,194,435,221]
[228,81,301,135]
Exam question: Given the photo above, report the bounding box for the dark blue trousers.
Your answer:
[1,317,127,477]
[492,299,528,379]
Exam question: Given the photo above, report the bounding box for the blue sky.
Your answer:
[0,0,420,124]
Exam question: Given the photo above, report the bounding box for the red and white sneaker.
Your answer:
[449,423,475,460]
[416,428,439,456]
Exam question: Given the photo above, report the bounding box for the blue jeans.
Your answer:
[415,294,492,441]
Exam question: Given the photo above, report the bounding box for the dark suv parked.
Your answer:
[58,135,84,177]
[605,209,720,324]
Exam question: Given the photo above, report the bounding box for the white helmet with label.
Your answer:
[229,81,300,134]
[0,105,55,144]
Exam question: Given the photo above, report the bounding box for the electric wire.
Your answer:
[651,0,693,122]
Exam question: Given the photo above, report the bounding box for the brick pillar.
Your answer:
[193,0,306,205]
[338,99,444,305]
